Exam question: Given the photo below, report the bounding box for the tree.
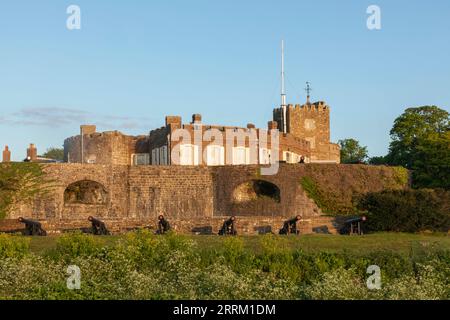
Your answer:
[0,163,53,219]
[338,139,368,164]
[386,106,450,189]
[412,131,450,189]
[41,147,64,161]
[368,155,388,165]
[388,106,449,168]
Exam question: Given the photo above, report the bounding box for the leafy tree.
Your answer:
[386,106,449,188]
[0,163,53,219]
[338,139,368,164]
[41,147,64,161]
[387,106,449,168]
[412,131,450,189]
[368,155,388,165]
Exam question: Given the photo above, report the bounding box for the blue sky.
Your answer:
[1,0,449,160]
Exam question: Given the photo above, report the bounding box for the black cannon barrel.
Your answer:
[88,216,103,224]
[345,216,367,224]
[18,217,42,228]
[88,216,109,235]
[18,217,46,236]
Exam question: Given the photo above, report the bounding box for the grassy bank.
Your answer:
[28,232,450,255]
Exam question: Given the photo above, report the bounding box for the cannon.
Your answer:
[341,216,367,235]
[88,216,110,235]
[18,217,47,236]
[218,216,237,236]
[279,215,301,235]
[156,215,171,235]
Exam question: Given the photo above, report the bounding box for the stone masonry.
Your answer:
[2,163,409,235]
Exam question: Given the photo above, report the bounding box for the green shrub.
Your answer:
[382,264,448,300]
[358,189,450,232]
[54,232,102,259]
[392,166,410,186]
[222,237,244,265]
[0,234,30,259]
[300,177,333,213]
[301,267,370,300]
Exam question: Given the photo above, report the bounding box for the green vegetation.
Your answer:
[0,163,53,219]
[358,189,450,233]
[373,106,449,189]
[338,138,368,164]
[391,166,409,186]
[41,147,64,161]
[300,177,336,214]
[1,232,448,300]
[0,234,30,258]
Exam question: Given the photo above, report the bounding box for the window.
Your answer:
[206,145,225,166]
[149,146,168,165]
[232,147,250,165]
[179,144,199,165]
[283,151,301,164]
[132,153,150,166]
[159,146,168,165]
[259,148,271,164]
[151,149,157,165]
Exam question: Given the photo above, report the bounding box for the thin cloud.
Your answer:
[2,107,155,131]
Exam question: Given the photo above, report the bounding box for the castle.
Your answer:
[63,99,340,167]
[3,41,339,167]
[0,42,356,235]
[0,96,351,236]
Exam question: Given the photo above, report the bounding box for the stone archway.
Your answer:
[232,180,280,203]
[230,179,281,216]
[64,180,108,205]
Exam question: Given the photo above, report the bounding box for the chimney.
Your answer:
[268,121,278,130]
[191,114,202,124]
[2,146,11,162]
[80,125,96,135]
[27,144,37,161]
[247,123,255,129]
[165,116,182,129]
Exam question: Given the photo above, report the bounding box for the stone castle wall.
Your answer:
[4,163,409,235]
[64,131,148,165]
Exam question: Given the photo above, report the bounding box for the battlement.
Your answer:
[292,101,329,111]
[274,101,329,115]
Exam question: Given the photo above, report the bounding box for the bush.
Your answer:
[301,267,370,300]
[0,234,30,259]
[54,232,102,259]
[358,189,450,232]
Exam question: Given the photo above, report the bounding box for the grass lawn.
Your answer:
[28,232,450,255]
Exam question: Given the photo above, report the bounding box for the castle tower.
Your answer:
[286,102,331,149]
[2,146,11,162]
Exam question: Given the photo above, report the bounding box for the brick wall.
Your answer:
[3,163,408,235]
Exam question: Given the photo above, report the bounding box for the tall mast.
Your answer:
[281,40,287,134]
[305,81,312,104]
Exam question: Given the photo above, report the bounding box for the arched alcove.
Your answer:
[64,180,108,205]
[232,180,281,203]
